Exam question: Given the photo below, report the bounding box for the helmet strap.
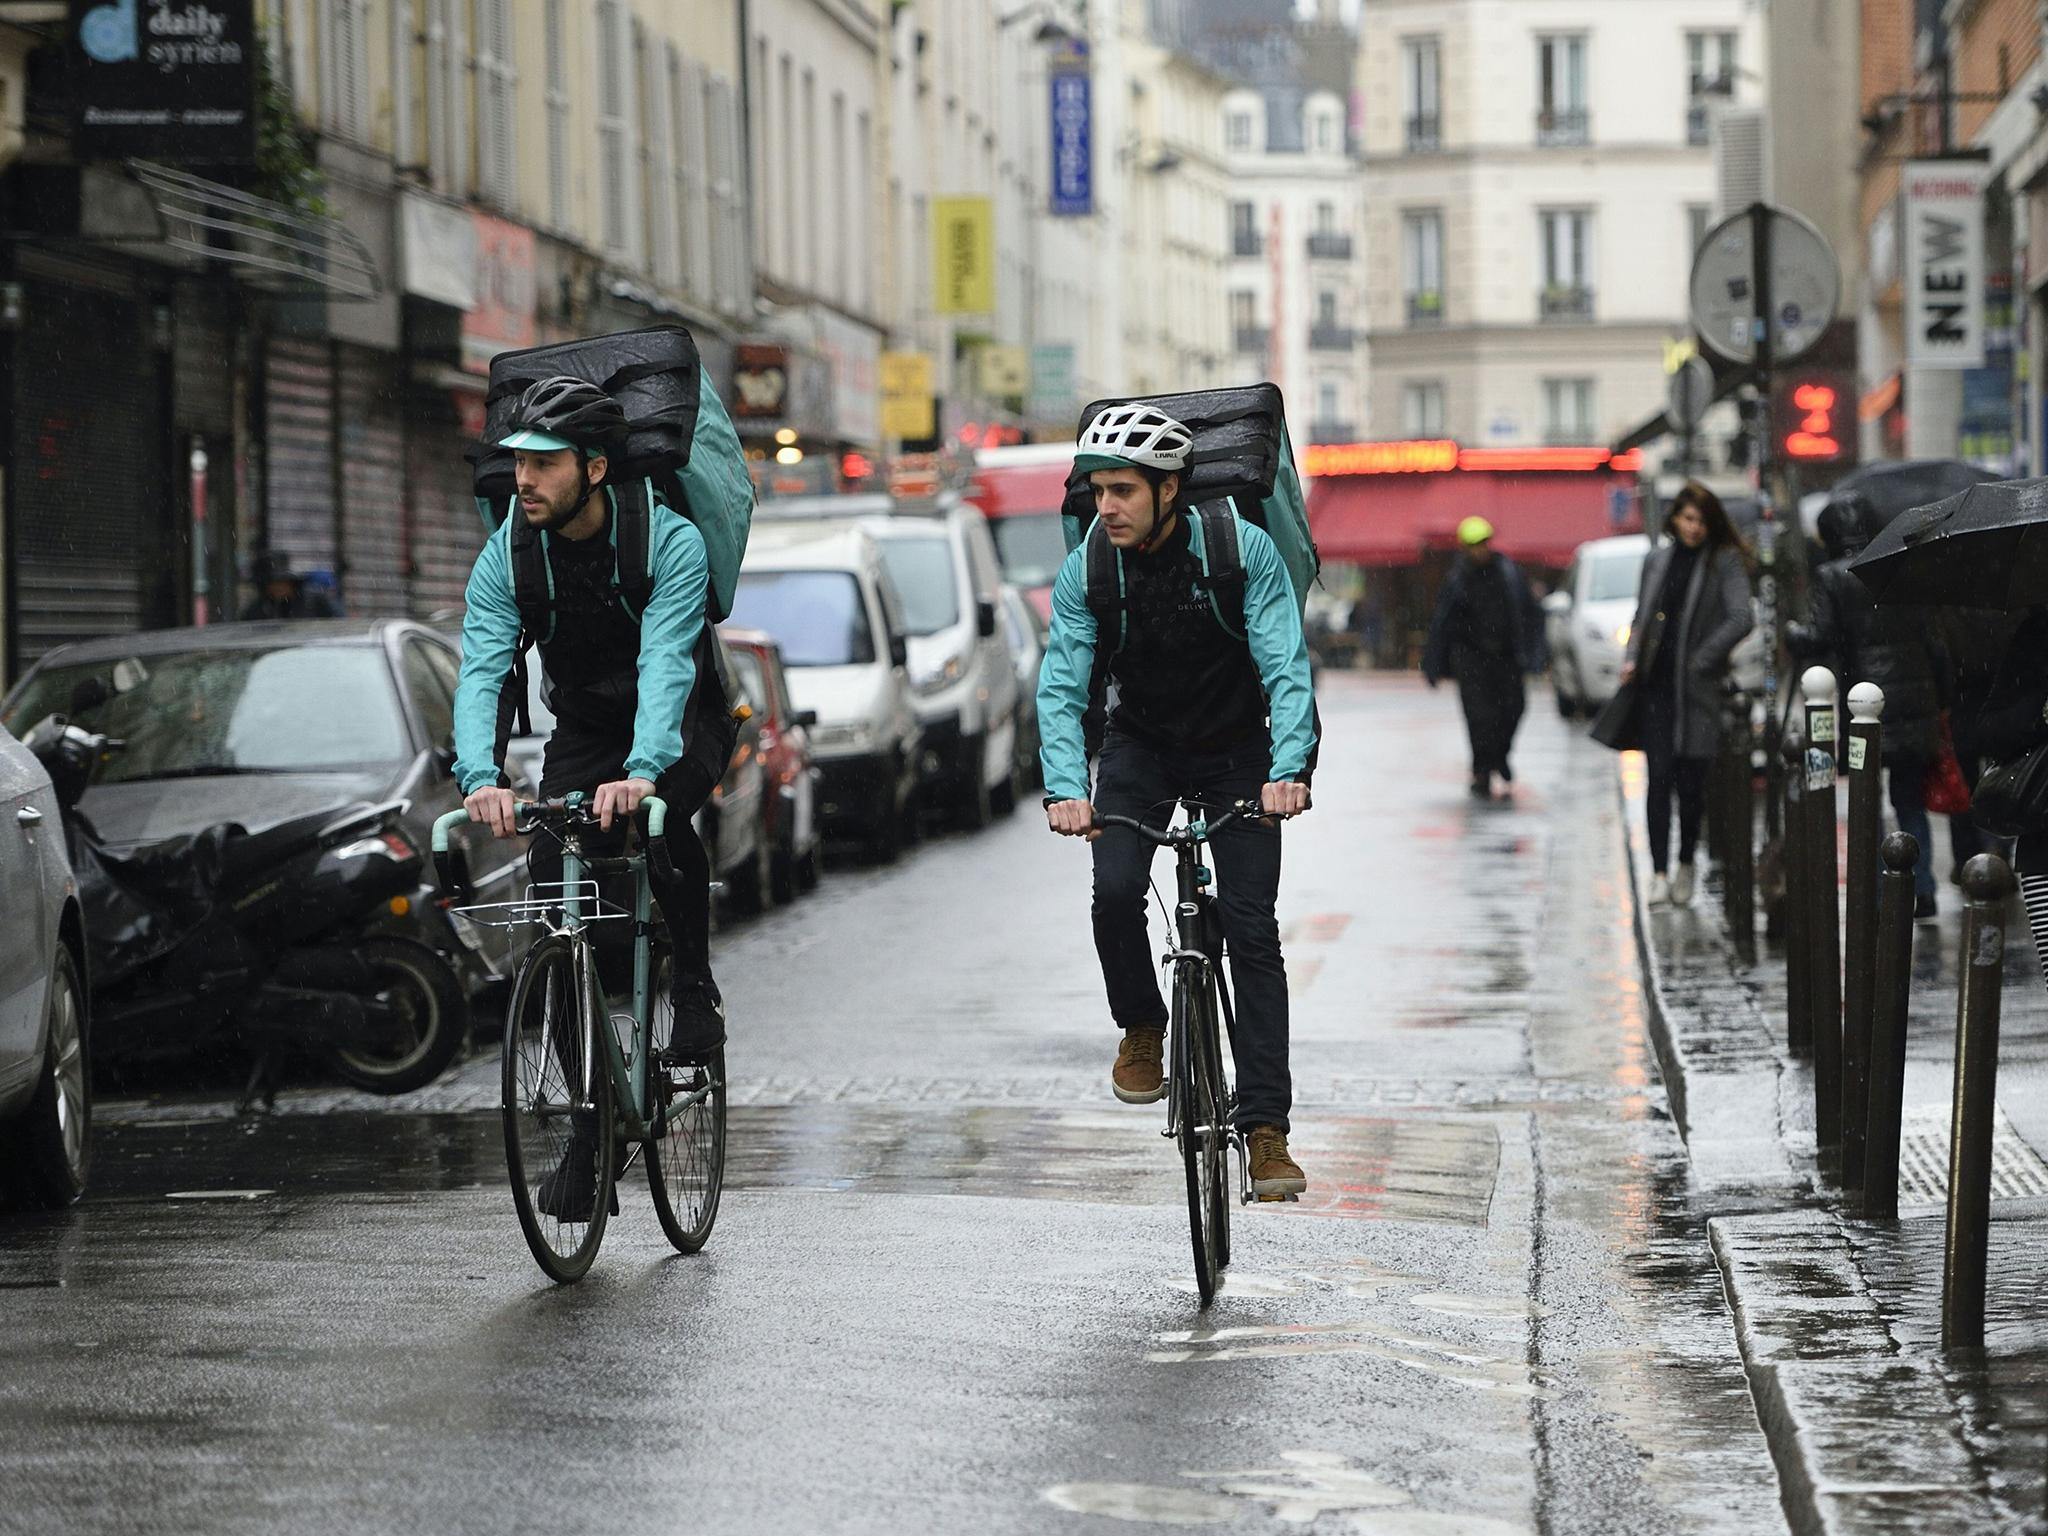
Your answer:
[1135,477,1177,555]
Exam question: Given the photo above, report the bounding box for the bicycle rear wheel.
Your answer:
[1174,965,1228,1304]
[503,935,616,1283]
[643,953,727,1253]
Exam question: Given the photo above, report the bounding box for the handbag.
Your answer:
[1971,742,2048,838]
[1923,713,1973,817]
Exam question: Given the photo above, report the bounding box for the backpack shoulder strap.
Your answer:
[507,518,553,644]
[1082,519,1125,653]
[613,477,656,619]
[1192,502,1247,639]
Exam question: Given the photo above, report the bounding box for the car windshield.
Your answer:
[728,572,876,667]
[990,512,1067,587]
[1587,551,1645,603]
[4,646,408,781]
[875,537,960,635]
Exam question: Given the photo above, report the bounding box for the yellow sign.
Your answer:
[880,350,936,440]
[977,344,1030,398]
[1662,336,1698,374]
[933,196,995,315]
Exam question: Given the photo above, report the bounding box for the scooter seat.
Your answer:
[216,808,351,890]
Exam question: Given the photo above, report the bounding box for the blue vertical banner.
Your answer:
[1049,63,1092,218]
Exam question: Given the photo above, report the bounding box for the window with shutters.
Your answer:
[638,25,678,283]
[1543,378,1596,445]
[832,91,848,304]
[545,0,569,230]
[476,0,517,211]
[709,75,750,313]
[324,0,369,144]
[424,0,449,187]
[1402,382,1445,437]
[1402,37,1440,151]
[595,0,634,258]
[669,46,704,298]
[633,19,659,273]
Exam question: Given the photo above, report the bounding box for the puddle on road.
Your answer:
[1408,1291,1550,1321]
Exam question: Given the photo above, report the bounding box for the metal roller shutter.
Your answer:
[264,334,338,582]
[407,413,483,619]
[337,345,407,617]
[12,275,157,662]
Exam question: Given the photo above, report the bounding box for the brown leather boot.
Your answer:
[1111,1026,1167,1104]
[1247,1125,1307,1197]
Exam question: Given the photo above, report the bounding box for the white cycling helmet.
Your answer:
[1073,403,1194,474]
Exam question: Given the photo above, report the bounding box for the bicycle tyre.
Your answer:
[1195,969,1232,1274]
[1174,966,1225,1305]
[643,953,727,1253]
[502,934,615,1283]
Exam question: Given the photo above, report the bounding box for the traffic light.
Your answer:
[1774,373,1853,464]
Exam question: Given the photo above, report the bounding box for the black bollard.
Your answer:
[1840,681,1885,1192]
[1781,722,1811,1057]
[1802,667,1843,1168]
[1862,831,1919,1220]
[1723,689,1757,965]
[1943,853,2017,1352]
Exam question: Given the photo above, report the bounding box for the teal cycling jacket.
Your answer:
[452,488,711,795]
[1035,511,1316,803]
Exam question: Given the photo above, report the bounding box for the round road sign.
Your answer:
[1688,205,1839,366]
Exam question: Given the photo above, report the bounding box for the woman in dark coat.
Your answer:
[1607,483,1754,907]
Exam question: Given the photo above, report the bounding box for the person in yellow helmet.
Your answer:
[1422,515,1547,798]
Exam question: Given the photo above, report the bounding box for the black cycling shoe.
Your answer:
[536,1132,597,1223]
[669,976,727,1065]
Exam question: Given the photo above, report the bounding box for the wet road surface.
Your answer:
[0,675,1791,1534]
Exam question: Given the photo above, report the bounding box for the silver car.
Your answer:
[0,720,89,1207]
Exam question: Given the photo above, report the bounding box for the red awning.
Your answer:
[1308,470,1639,569]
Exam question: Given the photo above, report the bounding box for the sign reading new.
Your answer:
[1904,159,1989,371]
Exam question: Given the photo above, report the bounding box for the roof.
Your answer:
[25,619,408,667]
[742,522,878,569]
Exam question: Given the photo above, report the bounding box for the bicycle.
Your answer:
[1094,799,1283,1305]
[431,794,725,1283]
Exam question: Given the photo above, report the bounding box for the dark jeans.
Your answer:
[1091,730,1292,1132]
[1886,754,1939,901]
[1642,676,1707,873]
[531,715,731,1055]
[1455,651,1524,780]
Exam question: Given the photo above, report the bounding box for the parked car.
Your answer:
[1,621,528,1020]
[967,442,1076,620]
[720,626,823,903]
[728,521,923,861]
[0,719,90,1207]
[999,584,1047,794]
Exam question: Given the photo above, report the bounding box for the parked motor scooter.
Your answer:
[22,715,468,1105]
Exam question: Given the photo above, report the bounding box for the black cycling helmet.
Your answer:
[499,375,629,456]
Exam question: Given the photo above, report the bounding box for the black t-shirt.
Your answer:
[1106,514,1269,757]
[1648,541,1703,689]
[536,514,642,728]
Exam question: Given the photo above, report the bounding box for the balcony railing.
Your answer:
[1308,419,1356,445]
[1405,291,1444,327]
[1306,231,1353,260]
[1538,285,1595,322]
[1536,106,1590,146]
[1308,323,1356,351]
[1231,230,1263,257]
[1405,114,1440,152]
[1686,100,1710,146]
[1232,324,1270,354]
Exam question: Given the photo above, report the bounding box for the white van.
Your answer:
[727,522,923,861]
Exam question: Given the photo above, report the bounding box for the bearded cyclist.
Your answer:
[1038,404,1318,1198]
[451,375,737,1222]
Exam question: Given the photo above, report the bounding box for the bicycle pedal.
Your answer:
[1254,1192,1300,1204]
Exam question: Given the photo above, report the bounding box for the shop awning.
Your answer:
[1309,470,1639,569]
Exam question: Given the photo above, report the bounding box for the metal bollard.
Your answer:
[1781,721,1812,1057]
[1841,682,1885,1192]
[1802,667,1844,1167]
[1943,852,2017,1352]
[1862,831,1919,1220]
[1722,689,1757,965]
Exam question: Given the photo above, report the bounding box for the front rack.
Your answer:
[449,879,634,930]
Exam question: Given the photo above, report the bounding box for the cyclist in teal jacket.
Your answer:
[452,376,736,1222]
[1038,404,1317,1197]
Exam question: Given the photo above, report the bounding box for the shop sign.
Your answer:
[400,191,478,311]
[977,344,1031,398]
[71,0,256,163]
[881,350,936,441]
[933,197,995,315]
[733,343,791,420]
[806,306,882,445]
[1049,61,1092,217]
[462,213,537,374]
[1905,159,1989,370]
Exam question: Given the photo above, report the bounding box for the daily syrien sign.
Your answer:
[1904,160,1989,371]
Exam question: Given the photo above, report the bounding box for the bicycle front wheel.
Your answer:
[643,953,727,1254]
[503,935,616,1283]
[1174,965,1228,1305]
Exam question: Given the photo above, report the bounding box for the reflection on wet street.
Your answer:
[0,677,1796,1535]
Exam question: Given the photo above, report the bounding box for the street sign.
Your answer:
[1666,355,1716,429]
[70,0,257,163]
[1904,160,1989,370]
[1049,65,1092,218]
[1689,206,1839,367]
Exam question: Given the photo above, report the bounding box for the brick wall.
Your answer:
[1953,0,2042,145]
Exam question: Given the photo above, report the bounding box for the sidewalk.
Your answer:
[1621,761,2048,1535]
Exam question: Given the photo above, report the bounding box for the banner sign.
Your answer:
[71,0,256,163]
[933,197,995,315]
[977,344,1030,398]
[1049,67,1092,217]
[1905,159,1989,371]
[1028,342,1077,420]
[880,350,936,441]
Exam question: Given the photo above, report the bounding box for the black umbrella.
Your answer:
[1847,476,2048,608]
[1829,458,2001,525]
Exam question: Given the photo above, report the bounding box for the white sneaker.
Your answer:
[1648,873,1671,906]
[1671,863,1696,906]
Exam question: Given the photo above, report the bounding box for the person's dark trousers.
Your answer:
[1090,729,1292,1133]
[1454,651,1524,780]
[1949,751,1988,872]
[532,715,733,1056]
[1641,680,1708,874]
[1885,755,1939,901]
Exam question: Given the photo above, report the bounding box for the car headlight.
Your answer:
[913,655,964,696]
[810,720,876,754]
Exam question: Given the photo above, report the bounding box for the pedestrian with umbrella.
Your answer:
[1592,482,1755,906]
[1422,516,1547,799]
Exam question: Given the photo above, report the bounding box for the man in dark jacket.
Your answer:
[242,550,341,620]
[1423,517,1547,798]
[1790,493,1952,915]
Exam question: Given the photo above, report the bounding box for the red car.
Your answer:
[719,626,824,903]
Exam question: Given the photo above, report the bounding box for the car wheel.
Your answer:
[991,751,1021,817]
[956,735,995,829]
[10,946,90,1208]
[798,838,824,891]
[770,828,798,905]
[326,937,468,1095]
[729,823,770,915]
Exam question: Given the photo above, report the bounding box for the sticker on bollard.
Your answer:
[1848,737,1867,771]
[1973,924,2004,968]
[1806,747,1837,792]
[1811,712,1837,744]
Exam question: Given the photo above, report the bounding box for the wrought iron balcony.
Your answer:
[1536,106,1590,146]
[1686,101,1710,146]
[1308,323,1356,351]
[1306,231,1353,260]
[1405,114,1440,153]
[1538,285,1594,322]
[1405,291,1444,327]
[1231,230,1263,257]
[1308,419,1356,445]
[1232,325,1270,354]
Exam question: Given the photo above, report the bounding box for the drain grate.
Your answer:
[1894,1103,2048,1207]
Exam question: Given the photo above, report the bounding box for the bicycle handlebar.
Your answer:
[429,795,672,898]
[1091,798,1297,847]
